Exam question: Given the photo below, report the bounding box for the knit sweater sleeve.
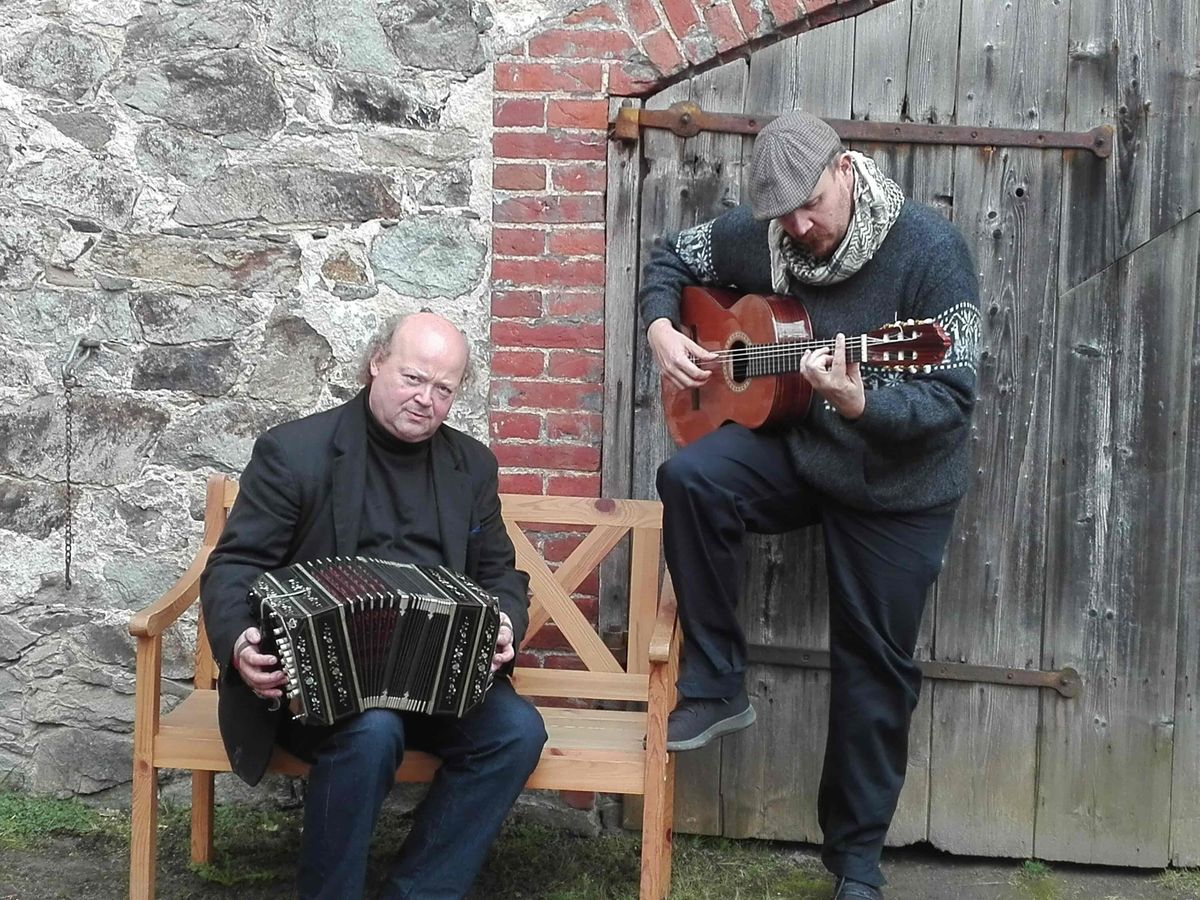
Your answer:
[638,206,772,329]
[852,226,980,442]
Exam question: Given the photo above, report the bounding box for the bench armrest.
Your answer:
[648,577,678,665]
[128,546,214,639]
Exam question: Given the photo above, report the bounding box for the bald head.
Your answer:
[364,312,470,442]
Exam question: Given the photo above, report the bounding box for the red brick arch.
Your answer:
[489,0,896,495]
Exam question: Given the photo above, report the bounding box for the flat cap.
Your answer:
[748,111,843,221]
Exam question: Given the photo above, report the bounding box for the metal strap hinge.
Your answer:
[746,644,1082,698]
[612,101,1112,158]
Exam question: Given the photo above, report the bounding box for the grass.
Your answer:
[0,786,126,849]
[1157,868,1200,897]
[1011,859,1061,900]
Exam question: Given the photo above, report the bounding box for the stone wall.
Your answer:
[0,0,578,798]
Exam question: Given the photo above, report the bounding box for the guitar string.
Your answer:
[691,335,939,370]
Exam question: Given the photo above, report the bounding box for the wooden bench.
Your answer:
[128,473,680,899]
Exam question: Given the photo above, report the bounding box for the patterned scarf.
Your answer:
[769,151,905,290]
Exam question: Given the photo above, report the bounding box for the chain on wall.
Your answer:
[60,338,99,588]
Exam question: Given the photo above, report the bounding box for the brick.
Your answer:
[494,194,605,224]
[490,411,542,440]
[493,163,546,191]
[627,0,663,35]
[577,572,600,595]
[524,623,571,651]
[492,380,604,411]
[547,98,610,130]
[548,473,602,496]
[493,97,545,127]
[547,229,605,257]
[514,650,542,668]
[491,319,605,349]
[545,289,604,317]
[548,350,604,380]
[494,62,604,93]
[500,473,543,495]
[704,3,747,52]
[491,290,543,318]
[493,227,545,257]
[564,3,620,25]
[765,0,806,27]
[528,29,636,60]
[541,534,584,563]
[802,0,839,14]
[494,131,606,161]
[491,258,606,289]
[609,62,668,96]
[551,164,606,193]
[640,29,685,74]
[493,442,600,471]
[548,411,603,442]
[543,653,587,671]
[489,349,544,377]
[660,0,701,37]
[559,790,596,810]
[730,0,765,38]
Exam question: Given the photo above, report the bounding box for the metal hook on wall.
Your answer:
[61,336,101,588]
[61,337,101,387]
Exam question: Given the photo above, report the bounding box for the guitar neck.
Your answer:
[737,336,871,378]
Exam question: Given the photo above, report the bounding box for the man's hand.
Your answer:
[647,317,716,390]
[801,333,865,420]
[232,626,287,700]
[491,612,515,673]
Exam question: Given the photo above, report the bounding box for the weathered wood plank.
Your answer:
[718,19,856,844]
[904,0,961,214]
[1059,0,1148,290]
[929,0,1069,858]
[1170,211,1200,865]
[1146,0,1200,236]
[1036,213,1195,866]
[600,95,645,643]
[629,62,751,836]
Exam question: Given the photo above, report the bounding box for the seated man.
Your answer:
[201,311,546,900]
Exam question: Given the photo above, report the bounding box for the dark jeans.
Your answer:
[656,424,955,887]
[278,676,547,900]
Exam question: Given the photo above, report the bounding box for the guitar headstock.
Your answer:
[863,318,950,371]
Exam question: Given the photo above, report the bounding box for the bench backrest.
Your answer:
[192,474,664,702]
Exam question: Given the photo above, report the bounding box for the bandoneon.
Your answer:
[250,557,500,726]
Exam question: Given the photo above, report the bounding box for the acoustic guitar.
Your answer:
[662,286,951,447]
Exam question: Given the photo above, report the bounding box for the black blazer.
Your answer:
[199,391,530,785]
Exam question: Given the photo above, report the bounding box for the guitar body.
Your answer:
[662,285,952,448]
[664,286,814,447]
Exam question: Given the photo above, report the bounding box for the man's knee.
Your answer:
[657,447,718,501]
[495,700,548,771]
[339,708,406,766]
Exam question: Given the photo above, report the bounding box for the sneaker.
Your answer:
[665,690,756,752]
[832,877,883,899]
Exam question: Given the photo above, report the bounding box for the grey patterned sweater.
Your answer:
[639,202,981,513]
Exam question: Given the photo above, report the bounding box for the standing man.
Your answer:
[639,111,981,899]
[201,311,547,900]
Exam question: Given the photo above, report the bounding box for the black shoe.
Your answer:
[832,877,883,899]
[665,690,756,752]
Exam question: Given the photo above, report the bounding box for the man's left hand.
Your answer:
[801,333,865,420]
[491,611,515,672]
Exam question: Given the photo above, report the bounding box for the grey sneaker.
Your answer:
[666,690,756,752]
[832,877,883,899]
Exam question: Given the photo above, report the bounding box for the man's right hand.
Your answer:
[232,626,287,700]
[647,317,716,390]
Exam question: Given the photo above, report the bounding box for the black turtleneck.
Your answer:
[358,396,445,567]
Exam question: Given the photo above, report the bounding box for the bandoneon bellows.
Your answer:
[250,558,500,726]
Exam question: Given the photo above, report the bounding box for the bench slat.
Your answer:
[513,668,649,701]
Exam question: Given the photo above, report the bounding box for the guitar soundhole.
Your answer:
[729,341,750,383]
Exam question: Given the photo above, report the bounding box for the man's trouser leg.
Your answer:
[817,503,956,888]
[383,677,547,899]
[656,424,816,699]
